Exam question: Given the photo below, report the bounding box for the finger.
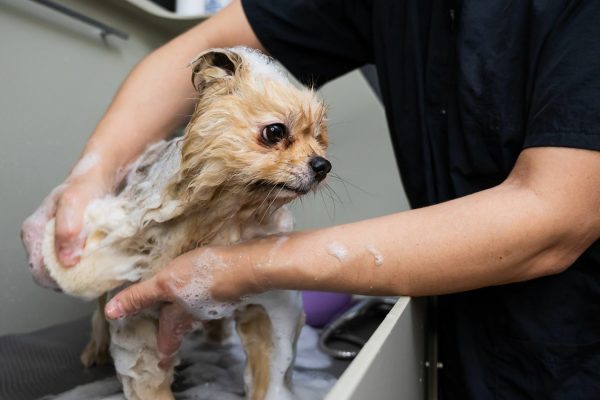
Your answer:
[54,189,90,267]
[157,304,193,370]
[105,277,168,320]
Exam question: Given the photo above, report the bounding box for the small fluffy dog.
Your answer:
[27,47,330,400]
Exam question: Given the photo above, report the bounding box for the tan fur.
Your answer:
[42,47,328,399]
[80,295,112,367]
[236,305,274,400]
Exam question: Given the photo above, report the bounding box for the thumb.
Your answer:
[105,277,168,320]
[55,189,91,267]
[157,303,194,370]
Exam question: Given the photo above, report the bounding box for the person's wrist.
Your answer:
[70,145,126,191]
[247,245,269,295]
[245,238,282,295]
[212,243,270,301]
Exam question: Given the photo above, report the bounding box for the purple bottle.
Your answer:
[302,291,353,327]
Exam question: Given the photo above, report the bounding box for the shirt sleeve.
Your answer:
[241,0,374,87]
[525,0,600,151]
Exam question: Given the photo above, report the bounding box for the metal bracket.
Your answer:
[29,0,129,40]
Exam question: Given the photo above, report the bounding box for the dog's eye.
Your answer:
[261,123,287,145]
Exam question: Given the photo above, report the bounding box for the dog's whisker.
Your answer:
[324,183,344,206]
[260,185,286,224]
[326,187,341,217]
[256,184,278,214]
[264,186,286,223]
[318,190,334,221]
[329,173,371,197]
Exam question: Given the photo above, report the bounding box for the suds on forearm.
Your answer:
[366,244,384,266]
[326,241,348,262]
[69,152,100,179]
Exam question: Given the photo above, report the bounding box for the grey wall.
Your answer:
[0,0,171,335]
[0,0,408,335]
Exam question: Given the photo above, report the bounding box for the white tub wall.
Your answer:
[0,0,408,335]
[326,298,426,400]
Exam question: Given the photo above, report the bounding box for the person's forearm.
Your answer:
[77,0,261,183]
[245,181,595,298]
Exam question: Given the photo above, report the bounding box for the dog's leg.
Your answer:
[81,294,112,367]
[236,305,273,400]
[236,291,304,400]
[109,316,175,400]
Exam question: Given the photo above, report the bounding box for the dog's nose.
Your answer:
[309,156,332,182]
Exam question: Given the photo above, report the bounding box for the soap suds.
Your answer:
[326,242,348,262]
[366,245,384,266]
[294,325,332,370]
[70,152,100,179]
[45,325,336,400]
[233,46,288,84]
[175,250,240,321]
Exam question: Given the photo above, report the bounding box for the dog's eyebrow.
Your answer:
[285,111,300,130]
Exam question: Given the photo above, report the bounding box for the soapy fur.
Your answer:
[36,47,329,400]
[44,325,335,400]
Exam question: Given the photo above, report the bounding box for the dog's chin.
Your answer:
[252,180,315,198]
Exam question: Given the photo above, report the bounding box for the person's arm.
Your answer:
[105,146,600,364]
[29,1,263,266]
[244,146,600,297]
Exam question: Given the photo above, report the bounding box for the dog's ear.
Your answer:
[190,48,243,92]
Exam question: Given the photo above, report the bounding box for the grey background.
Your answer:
[0,0,408,335]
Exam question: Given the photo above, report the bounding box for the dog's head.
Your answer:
[172,47,330,210]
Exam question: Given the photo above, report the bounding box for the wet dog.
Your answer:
[24,47,330,400]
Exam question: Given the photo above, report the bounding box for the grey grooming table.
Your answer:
[0,318,114,400]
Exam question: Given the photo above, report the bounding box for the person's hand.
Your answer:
[51,175,109,266]
[155,302,197,369]
[21,153,114,287]
[104,246,262,368]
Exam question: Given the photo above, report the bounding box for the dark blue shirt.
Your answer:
[242,0,600,398]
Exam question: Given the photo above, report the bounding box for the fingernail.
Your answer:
[105,299,124,320]
[59,248,81,267]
